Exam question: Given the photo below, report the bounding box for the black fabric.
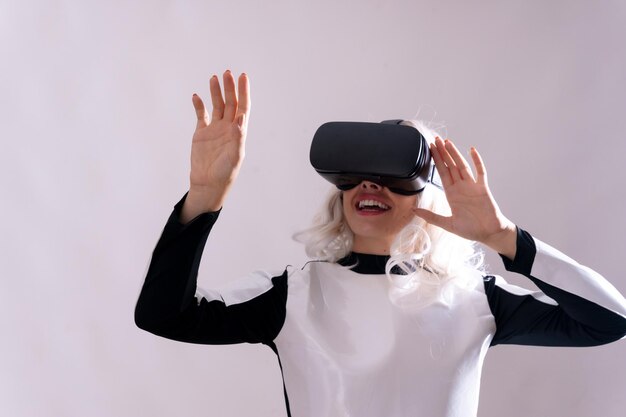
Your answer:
[486,227,626,346]
[134,192,287,345]
[338,252,390,274]
[337,252,418,275]
[267,341,292,417]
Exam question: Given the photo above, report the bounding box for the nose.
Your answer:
[360,181,382,190]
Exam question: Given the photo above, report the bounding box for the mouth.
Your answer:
[354,199,391,215]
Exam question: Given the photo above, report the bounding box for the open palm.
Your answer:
[413,137,516,252]
[178,71,250,222]
[190,70,250,190]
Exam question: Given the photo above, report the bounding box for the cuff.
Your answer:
[499,226,536,276]
[169,191,222,227]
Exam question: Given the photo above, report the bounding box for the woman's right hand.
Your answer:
[180,70,250,222]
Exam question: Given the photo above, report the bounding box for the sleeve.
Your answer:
[134,191,288,345]
[484,226,626,347]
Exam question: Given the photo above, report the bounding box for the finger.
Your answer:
[209,75,225,121]
[429,141,453,189]
[412,207,452,231]
[444,139,475,182]
[222,70,238,121]
[435,137,461,183]
[192,93,208,128]
[236,73,251,125]
[440,139,463,182]
[470,147,488,185]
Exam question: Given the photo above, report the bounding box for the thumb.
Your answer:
[412,207,452,231]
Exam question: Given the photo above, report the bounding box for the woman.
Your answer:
[135,70,626,417]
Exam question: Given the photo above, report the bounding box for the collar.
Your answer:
[337,252,399,274]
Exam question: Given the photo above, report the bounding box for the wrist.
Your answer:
[180,185,229,224]
[482,220,518,260]
[188,185,228,211]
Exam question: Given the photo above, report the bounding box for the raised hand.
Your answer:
[180,70,250,223]
[412,137,518,259]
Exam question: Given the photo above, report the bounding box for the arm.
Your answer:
[485,227,626,347]
[413,137,626,346]
[134,191,287,345]
[182,70,250,221]
[135,71,288,344]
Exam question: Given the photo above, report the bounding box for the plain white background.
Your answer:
[1,0,625,416]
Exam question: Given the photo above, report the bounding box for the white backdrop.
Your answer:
[2,0,625,416]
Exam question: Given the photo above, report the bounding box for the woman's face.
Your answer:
[342,181,418,255]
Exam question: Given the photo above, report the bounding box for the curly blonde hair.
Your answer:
[293,119,485,307]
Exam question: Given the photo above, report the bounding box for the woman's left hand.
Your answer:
[412,137,518,259]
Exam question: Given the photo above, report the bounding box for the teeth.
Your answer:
[358,200,390,210]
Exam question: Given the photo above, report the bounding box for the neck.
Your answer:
[338,252,392,274]
[351,236,392,255]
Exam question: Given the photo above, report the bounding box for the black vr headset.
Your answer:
[310,119,443,195]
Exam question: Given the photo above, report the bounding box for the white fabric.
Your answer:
[189,235,626,416]
[492,275,558,306]
[196,270,277,306]
[531,238,626,319]
[275,262,495,417]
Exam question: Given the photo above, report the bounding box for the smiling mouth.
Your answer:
[355,200,391,213]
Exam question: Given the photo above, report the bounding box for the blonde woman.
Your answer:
[135,70,626,417]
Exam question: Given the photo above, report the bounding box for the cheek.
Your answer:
[341,191,356,215]
[342,197,357,226]
[393,198,418,223]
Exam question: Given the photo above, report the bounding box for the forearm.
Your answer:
[503,227,626,338]
[487,227,626,347]
[135,192,220,332]
[134,193,287,345]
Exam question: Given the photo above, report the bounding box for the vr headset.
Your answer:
[310,119,443,195]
